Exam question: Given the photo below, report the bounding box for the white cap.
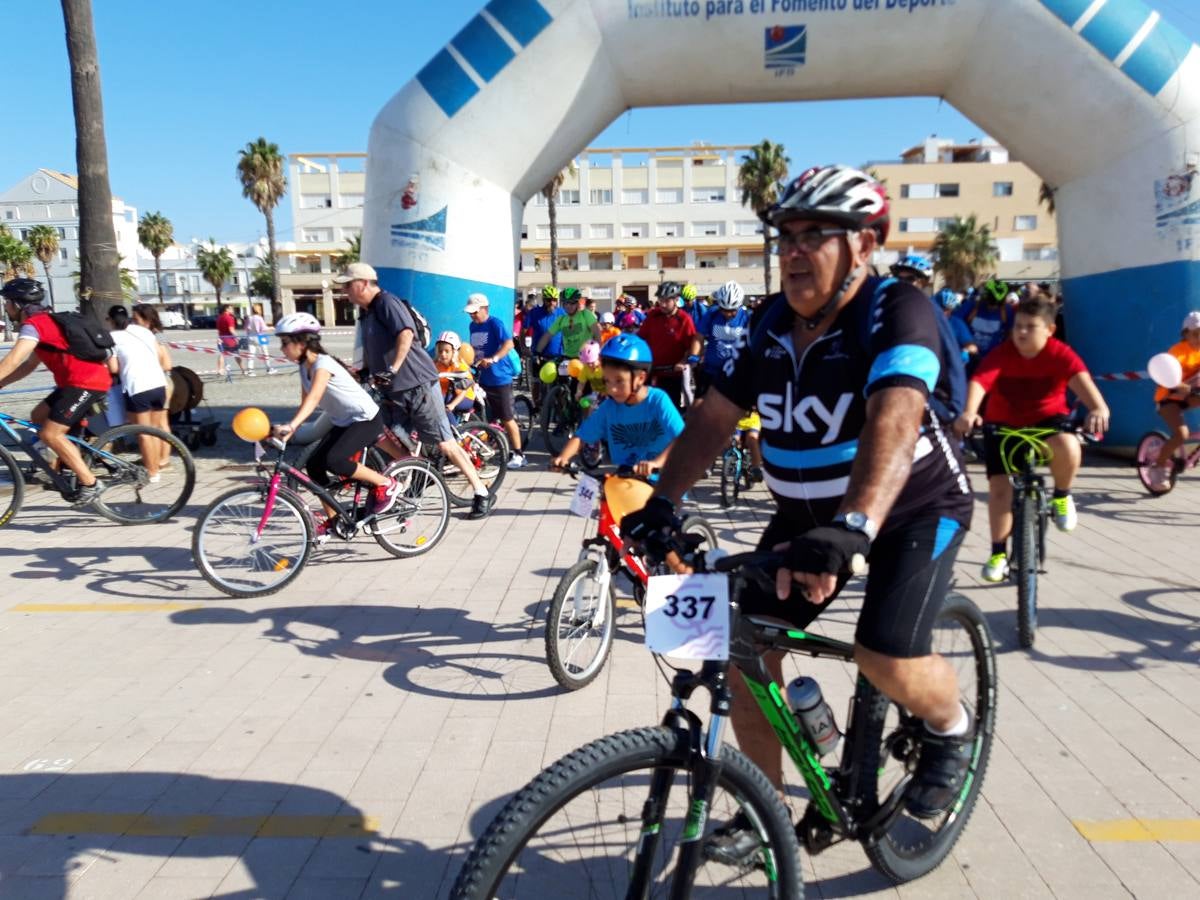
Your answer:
[464,292,489,313]
[1183,311,1200,331]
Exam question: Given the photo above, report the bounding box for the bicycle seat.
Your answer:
[604,476,655,526]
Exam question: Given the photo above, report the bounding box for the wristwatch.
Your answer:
[833,511,878,543]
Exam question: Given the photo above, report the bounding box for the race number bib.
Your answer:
[644,573,730,661]
[569,474,601,518]
[558,361,571,376]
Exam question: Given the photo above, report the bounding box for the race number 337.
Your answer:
[644,573,730,661]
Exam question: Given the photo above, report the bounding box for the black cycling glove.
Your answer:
[785,525,870,577]
[621,496,682,562]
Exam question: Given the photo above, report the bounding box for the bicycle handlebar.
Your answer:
[710,549,867,578]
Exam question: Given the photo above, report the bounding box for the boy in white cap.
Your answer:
[466,292,526,467]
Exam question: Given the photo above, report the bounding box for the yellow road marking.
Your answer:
[1074,819,1200,842]
[32,812,379,839]
[9,603,203,613]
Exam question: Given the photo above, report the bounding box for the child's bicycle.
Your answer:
[0,408,195,527]
[192,432,450,598]
[719,416,762,509]
[1135,387,1200,496]
[453,549,996,898]
[544,463,718,690]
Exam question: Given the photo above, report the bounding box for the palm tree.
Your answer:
[25,225,61,307]
[738,140,790,295]
[236,138,286,316]
[137,211,174,303]
[196,241,235,306]
[61,0,122,320]
[932,215,998,292]
[334,233,362,268]
[540,160,577,287]
[249,259,275,301]
[1038,180,1056,216]
[0,235,36,281]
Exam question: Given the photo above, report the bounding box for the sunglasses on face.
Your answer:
[774,227,852,254]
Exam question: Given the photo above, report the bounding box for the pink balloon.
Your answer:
[1147,352,1183,389]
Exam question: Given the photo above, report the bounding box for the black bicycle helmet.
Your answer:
[0,278,46,306]
[656,281,683,301]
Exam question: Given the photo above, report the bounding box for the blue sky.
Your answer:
[3,0,1199,246]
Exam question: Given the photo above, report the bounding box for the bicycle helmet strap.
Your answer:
[798,264,865,330]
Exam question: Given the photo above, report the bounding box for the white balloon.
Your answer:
[1147,352,1183,389]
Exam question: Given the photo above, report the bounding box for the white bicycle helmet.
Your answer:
[436,330,462,350]
[770,164,890,241]
[274,312,321,335]
[713,281,745,311]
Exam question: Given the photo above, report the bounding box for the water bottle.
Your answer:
[787,676,841,757]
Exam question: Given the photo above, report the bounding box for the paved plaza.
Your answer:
[0,425,1195,898]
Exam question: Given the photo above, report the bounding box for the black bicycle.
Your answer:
[453,550,997,897]
[0,408,195,527]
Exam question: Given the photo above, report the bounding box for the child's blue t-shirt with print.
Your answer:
[576,387,684,468]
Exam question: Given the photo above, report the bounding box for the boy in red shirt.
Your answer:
[954,293,1109,582]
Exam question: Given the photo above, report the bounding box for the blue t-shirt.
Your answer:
[527,306,565,357]
[953,299,1012,356]
[699,307,751,377]
[946,314,975,360]
[469,316,516,387]
[576,388,684,468]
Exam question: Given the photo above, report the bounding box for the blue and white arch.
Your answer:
[363,0,1199,445]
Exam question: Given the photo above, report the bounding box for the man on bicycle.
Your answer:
[337,263,492,520]
[636,281,697,411]
[624,165,976,832]
[534,287,600,360]
[0,279,110,505]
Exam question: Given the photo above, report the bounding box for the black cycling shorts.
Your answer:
[738,513,966,659]
[44,387,106,428]
[982,416,1069,478]
[484,382,515,423]
[125,387,166,413]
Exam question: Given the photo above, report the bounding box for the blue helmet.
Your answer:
[891,253,933,280]
[600,334,653,370]
[933,288,961,311]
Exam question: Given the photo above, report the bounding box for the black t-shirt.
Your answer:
[360,290,439,392]
[713,278,972,535]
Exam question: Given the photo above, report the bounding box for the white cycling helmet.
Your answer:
[274,312,321,336]
[713,281,745,311]
[436,330,462,350]
[600,311,615,324]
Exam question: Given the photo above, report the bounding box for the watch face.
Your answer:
[845,512,868,529]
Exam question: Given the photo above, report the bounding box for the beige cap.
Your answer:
[464,292,490,313]
[332,262,378,284]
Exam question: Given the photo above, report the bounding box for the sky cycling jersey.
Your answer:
[712,280,972,534]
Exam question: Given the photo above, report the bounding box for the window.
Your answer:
[341,228,361,241]
[1014,215,1038,231]
[740,253,764,269]
[588,252,614,270]
[57,227,66,238]
[558,189,581,206]
[190,275,201,292]
[520,225,528,239]
[658,252,682,268]
[621,189,648,205]
[2,209,14,220]
[339,194,364,208]
[622,223,647,239]
[735,220,763,236]
[937,183,960,198]
[589,223,613,240]
[625,254,646,269]
[59,248,69,261]
[691,187,726,203]
[557,224,581,240]
[589,189,612,205]
[301,228,333,242]
[899,183,957,199]
[1022,246,1059,261]
[655,188,683,204]
[696,252,728,268]
[993,182,1014,197]
[301,194,332,209]
[656,222,683,238]
[535,224,551,240]
[692,221,725,237]
[19,229,29,240]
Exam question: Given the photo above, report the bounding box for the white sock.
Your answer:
[926,703,969,737]
[474,487,489,498]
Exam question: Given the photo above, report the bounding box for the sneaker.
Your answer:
[508,453,528,469]
[702,811,763,868]
[70,482,100,507]
[981,552,1009,583]
[1148,463,1173,493]
[905,717,975,819]
[748,465,764,484]
[371,477,402,516]
[467,493,492,520]
[314,514,338,545]
[1051,495,1077,532]
[247,371,257,377]
[148,473,162,485]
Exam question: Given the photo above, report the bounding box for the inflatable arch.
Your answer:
[363,0,1200,444]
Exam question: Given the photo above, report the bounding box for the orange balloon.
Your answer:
[458,344,475,366]
[232,407,270,442]
[567,358,584,380]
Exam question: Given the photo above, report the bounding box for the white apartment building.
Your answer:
[0,169,140,311]
[134,239,270,322]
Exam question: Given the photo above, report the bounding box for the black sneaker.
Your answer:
[702,811,762,869]
[70,482,101,507]
[467,493,491,520]
[905,717,974,819]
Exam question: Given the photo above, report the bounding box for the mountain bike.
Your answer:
[192,436,450,597]
[545,464,719,690]
[454,550,996,898]
[0,409,195,527]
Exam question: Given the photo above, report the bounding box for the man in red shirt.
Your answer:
[636,281,696,410]
[954,292,1109,582]
[0,279,112,505]
[215,304,246,379]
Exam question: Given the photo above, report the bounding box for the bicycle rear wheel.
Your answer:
[1135,430,1177,495]
[682,515,720,554]
[0,445,25,528]
[372,459,451,558]
[441,422,507,507]
[193,486,313,597]
[539,385,576,457]
[513,393,536,450]
[545,557,615,691]
[86,424,195,524]
[720,450,740,509]
[450,726,802,899]
[1015,491,1038,649]
[848,593,996,883]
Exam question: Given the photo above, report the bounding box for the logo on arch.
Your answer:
[765,25,806,71]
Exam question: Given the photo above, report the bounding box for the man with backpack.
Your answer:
[336,263,491,519]
[0,279,111,505]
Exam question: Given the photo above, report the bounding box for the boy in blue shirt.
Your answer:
[551,334,683,475]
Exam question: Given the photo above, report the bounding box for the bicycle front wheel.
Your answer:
[545,557,615,691]
[1135,430,1177,495]
[372,459,451,558]
[450,726,803,899]
[441,422,507,507]
[0,445,25,529]
[720,451,739,509]
[513,393,536,450]
[1015,491,1038,649]
[539,385,576,457]
[850,592,996,883]
[193,486,313,597]
[85,424,195,524]
[682,515,720,554]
